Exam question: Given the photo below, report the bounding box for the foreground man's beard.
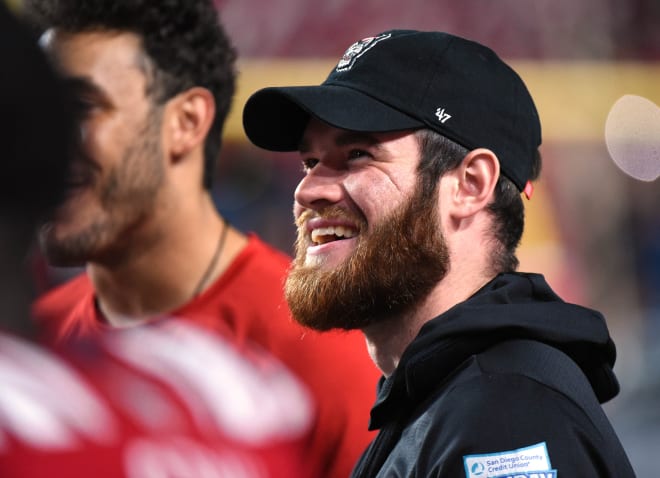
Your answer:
[285,185,449,331]
[39,111,164,267]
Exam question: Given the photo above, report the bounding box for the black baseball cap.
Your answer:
[243,29,541,192]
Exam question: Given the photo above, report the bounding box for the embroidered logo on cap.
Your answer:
[336,33,391,72]
[463,442,556,478]
[435,107,452,123]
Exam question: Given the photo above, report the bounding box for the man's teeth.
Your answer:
[311,226,357,245]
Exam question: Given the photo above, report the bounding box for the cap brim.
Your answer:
[242,85,424,151]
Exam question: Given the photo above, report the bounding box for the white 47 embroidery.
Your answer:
[435,107,452,123]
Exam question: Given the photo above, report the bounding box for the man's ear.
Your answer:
[165,87,215,160]
[446,148,500,219]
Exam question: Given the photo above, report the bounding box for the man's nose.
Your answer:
[294,164,345,210]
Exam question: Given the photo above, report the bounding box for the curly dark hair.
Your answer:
[415,129,542,274]
[22,0,237,190]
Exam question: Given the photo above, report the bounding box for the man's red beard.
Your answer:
[285,185,449,331]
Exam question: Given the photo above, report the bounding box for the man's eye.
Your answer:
[302,158,319,171]
[72,97,96,120]
[348,149,369,160]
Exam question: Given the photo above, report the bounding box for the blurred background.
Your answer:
[7,0,660,474]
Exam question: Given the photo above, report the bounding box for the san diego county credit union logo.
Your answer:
[463,442,557,478]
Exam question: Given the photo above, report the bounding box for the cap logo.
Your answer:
[435,107,452,123]
[336,33,391,72]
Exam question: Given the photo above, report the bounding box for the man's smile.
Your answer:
[310,225,358,245]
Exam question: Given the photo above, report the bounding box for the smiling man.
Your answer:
[0,5,315,477]
[243,30,636,477]
[22,2,380,476]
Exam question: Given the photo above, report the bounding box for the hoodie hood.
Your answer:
[369,272,619,429]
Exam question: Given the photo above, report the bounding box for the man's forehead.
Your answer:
[39,28,144,65]
[299,129,379,154]
[299,118,416,153]
[39,28,150,86]
[37,28,156,110]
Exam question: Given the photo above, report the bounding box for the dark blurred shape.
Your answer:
[0,2,73,219]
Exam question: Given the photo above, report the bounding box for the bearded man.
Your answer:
[243,29,636,478]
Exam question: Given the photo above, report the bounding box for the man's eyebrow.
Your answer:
[63,76,105,98]
[299,130,382,153]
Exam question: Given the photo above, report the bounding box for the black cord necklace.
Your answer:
[190,217,228,298]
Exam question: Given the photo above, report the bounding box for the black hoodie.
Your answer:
[351,273,636,478]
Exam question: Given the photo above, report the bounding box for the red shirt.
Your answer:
[0,321,315,478]
[33,235,380,478]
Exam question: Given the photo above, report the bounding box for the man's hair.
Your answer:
[415,129,542,273]
[23,0,237,190]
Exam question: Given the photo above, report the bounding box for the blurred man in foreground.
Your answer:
[23,1,379,475]
[0,4,314,477]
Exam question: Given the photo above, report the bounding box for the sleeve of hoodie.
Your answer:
[412,353,636,477]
